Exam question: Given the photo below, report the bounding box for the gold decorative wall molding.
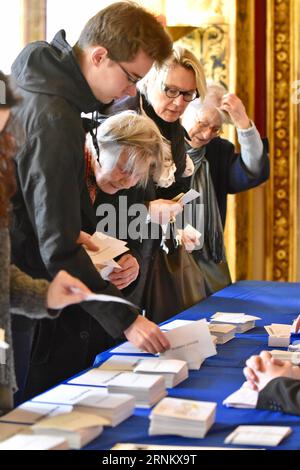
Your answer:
[22,0,46,44]
[266,0,298,281]
[234,0,255,281]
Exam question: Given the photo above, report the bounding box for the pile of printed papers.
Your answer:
[210,312,261,333]
[208,324,236,344]
[149,397,216,438]
[264,323,291,347]
[133,359,188,388]
[107,372,167,408]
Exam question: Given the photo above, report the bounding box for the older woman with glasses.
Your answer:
[181,84,270,295]
[104,45,207,199]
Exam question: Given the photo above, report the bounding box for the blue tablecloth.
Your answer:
[81,281,300,450]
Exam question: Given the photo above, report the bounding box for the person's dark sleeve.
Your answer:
[227,138,270,194]
[16,119,138,337]
[257,377,300,416]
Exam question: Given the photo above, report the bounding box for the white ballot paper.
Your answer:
[161,320,216,369]
[99,259,122,281]
[161,319,195,331]
[32,384,110,405]
[85,231,129,267]
[177,189,201,205]
[110,341,151,355]
[68,369,122,387]
[223,382,258,409]
[82,292,138,310]
[0,402,73,425]
[270,350,300,365]
[225,425,292,447]
[0,433,69,450]
[98,355,145,371]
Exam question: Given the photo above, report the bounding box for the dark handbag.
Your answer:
[142,221,206,324]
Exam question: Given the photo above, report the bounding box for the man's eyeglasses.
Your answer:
[197,121,222,136]
[116,61,140,85]
[162,84,198,102]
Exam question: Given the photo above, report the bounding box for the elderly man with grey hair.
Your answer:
[181,84,270,295]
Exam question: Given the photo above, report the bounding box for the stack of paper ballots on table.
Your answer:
[208,323,236,344]
[149,397,216,438]
[107,372,167,408]
[270,350,300,365]
[29,383,135,427]
[0,433,69,450]
[133,359,188,388]
[225,425,292,447]
[210,312,261,332]
[74,392,135,427]
[0,402,73,425]
[31,410,106,449]
[265,323,291,347]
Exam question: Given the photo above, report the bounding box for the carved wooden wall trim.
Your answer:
[266,0,298,280]
[22,0,46,44]
[234,0,255,280]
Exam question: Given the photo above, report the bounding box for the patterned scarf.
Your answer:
[186,143,226,263]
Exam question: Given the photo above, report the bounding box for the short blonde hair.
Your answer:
[139,45,207,102]
[93,110,171,187]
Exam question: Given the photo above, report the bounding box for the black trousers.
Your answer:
[22,305,119,401]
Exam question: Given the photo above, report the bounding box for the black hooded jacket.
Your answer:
[10,30,138,338]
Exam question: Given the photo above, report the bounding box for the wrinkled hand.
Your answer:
[76,230,98,251]
[47,270,91,309]
[124,315,170,354]
[243,350,300,392]
[221,93,251,129]
[178,227,201,252]
[149,199,183,225]
[109,254,139,290]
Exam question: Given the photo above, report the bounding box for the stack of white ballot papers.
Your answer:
[107,372,167,408]
[225,425,292,447]
[85,231,129,279]
[31,410,106,449]
[161,319,217,369]
[265,323,291,347]
[133,359,188,388]
[223,382,258,409]
[0,422,30,443]
[74,392,135,427]
[0,402,73,425]
[210,312,261,332]
[0,433,69,450]
[98,355,188,388]
[270,349,300,365]
[149,397,216,438]
[30,384,135,426]
[208,324,236,344]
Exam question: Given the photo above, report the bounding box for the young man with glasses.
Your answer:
[181,84,270,295]
[10,1,172,401]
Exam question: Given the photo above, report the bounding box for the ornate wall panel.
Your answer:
[22,0,46,44]
[266,0,298,281]
[234,0,255,280]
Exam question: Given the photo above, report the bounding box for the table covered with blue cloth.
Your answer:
[82,281,300,450]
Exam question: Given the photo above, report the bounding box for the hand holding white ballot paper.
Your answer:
[160,320,216,369]
[85,231,128,273]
